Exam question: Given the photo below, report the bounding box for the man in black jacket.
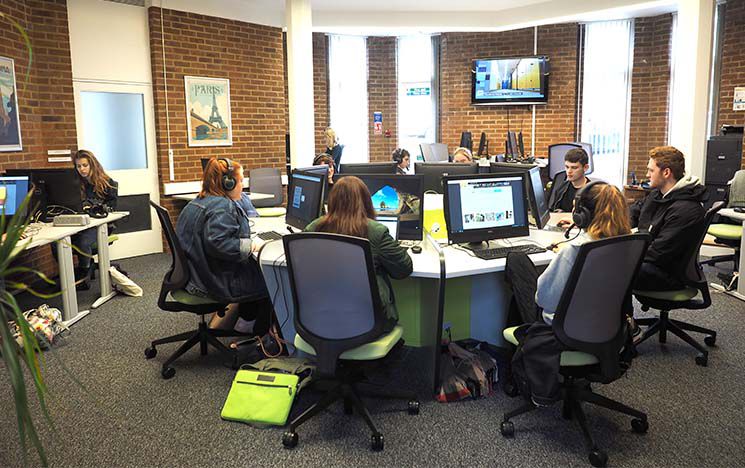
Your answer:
[631,146,708,290]
[548,147,591,213]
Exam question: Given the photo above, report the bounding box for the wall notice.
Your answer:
[734,87,745,111]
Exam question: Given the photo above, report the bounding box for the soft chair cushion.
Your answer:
[294,325,403,361]
[633,287,699,302]
[170,289,222,306]
[256,207,286,217]
[708,223,742,241]
[502,326,599,367]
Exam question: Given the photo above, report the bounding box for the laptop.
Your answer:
[377,215,400,241]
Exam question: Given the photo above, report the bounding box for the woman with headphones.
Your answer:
[176,157,273,332]
[392,148,410,175]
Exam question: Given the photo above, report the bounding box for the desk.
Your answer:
[171,191,273,202]
[253,216,566,394]
[14,212,128,326]
[718,208,745,301]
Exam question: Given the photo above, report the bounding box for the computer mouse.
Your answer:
[411,245,422,254]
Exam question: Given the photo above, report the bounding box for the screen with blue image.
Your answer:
[0,175,30,216]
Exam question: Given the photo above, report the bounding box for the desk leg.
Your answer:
[91,224,115,309]
[58,236,89,326]
[730,220,745,301]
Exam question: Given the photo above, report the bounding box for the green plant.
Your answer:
[0,11,33,83]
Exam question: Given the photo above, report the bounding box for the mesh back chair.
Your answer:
[431,143,449,162]
[145,202,247,379]
[249,167,286,216]
[548,143,582,179]
[501,234,651,468]
[702,171,743,288]
[633,202,724,366]
[281,233,418,451]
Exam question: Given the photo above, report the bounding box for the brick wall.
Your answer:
[147,7,287,223]
[367,37,397,162]
[717,0,745,169]
[628,14,674,182]
[1,0,77,278]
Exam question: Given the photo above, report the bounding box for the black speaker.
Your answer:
[706,135,742,185]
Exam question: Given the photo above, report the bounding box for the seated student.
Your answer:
[630,146,707,291]
[324,127,343,170]
[392,148,410,175]
[452,147,473,163]
[304,176,413,332]
[176,158,274,333]
[549,147,591,213]
[313,153,336,205]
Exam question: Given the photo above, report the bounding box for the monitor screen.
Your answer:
[286,170,326,230]
[336,174,423,240]
[443,173,529,244]
[376,215,399,241]
[0,175,30,217]
[489,162,549,229]
[414,162,479,193]
[472,56,549,105]
[478,132,488,157]
[339,162,398,175]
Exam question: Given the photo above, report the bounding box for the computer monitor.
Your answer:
[286,169,327,230]
[489,162,549,229]
[336,174,423,240]
[459,132,473,154]
[414,162,479,193]
[376,215,399,241]
[477,132,488,157]
[5,168,82,219]
[339,162,398,175]
[0,175,30,217]
[293,165,329,177]
[442,172,530,245]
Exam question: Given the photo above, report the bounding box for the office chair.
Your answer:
[145,202,246,379]
[701,171,743,287]
[249,168,286,216]
[419,143,434,162]
[330,144,345,172]
[547,143,582,179]
[633,202,724,366]
[431,143,449,162]
[281,232,419,451]
[501,233,651,468]
[575,142,594,175]
[546,170,568,210]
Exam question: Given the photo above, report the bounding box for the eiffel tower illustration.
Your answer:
[208,93,226,129]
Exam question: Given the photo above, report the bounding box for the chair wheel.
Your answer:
[503,382,520,398]
[282,431,298,449]
[407,400,420,415]
[695,354,708,367]
[144,347,157,359]
[371,433,384,451]
[704,335,716,347]
[161,366,175,379]
[631,418,649,434]
[500,420,515,438]
[589,449,608,467]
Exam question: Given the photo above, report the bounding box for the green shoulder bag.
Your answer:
[220,365,299,426]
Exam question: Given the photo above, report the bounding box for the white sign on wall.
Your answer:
[734,87,745,111]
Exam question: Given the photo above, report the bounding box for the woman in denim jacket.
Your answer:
[176,158,273,333]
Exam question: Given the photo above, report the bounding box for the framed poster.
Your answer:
[184,76,232,147]
[0,57,22,152]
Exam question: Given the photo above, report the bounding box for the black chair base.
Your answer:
[700,253,736,268]
[501,377,648,468]
[144,316,247,379]
[636,310,716,367]
[282,375,419,452]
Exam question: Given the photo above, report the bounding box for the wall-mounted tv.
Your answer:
[471,56,549,105]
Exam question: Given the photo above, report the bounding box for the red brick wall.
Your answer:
[440,26,579,159]
[367,37,397,162]
[717,0,745,169]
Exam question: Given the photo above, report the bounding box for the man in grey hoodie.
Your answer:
[630,146,708,290]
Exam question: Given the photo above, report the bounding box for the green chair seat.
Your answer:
[170,289,222,306]
[503,326,599,367]
[633,287,698,302]
[708,223,742,241]
[294,325,403,361]
[256,207,286,217]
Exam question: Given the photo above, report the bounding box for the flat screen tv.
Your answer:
[471,56,549,105]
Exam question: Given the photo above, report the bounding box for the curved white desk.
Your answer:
[718,208,745,301]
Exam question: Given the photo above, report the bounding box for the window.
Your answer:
[328,35,368,163]
[580,20,634,187]
[397,35,437,165]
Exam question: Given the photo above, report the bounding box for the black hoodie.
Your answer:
[629,175,708,279]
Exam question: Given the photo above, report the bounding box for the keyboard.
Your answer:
[471,244,547,261]
[257,230,283,241]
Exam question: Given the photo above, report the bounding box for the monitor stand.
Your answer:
[463,240,492,253]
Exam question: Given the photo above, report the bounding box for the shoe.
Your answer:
[74,267,91,290]
[631,321,643,345]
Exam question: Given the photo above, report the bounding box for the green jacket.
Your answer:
[304,218,413,325]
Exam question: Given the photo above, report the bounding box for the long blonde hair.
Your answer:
[585,184,631,239]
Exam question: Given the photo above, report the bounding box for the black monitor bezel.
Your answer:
[285,169,327,230]
[5,168,81,218]
[489,162,549,229]
[414,162,479,194]
[339,162,398,175]
[471,55,550,106]
[442,172,530,245]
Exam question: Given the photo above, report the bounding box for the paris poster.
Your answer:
[184,76,232,147]
[0,57,22,152]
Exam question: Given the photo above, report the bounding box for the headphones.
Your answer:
[392,148,405,164]
[572,180,607,229]
[83,203,109,219]
[219,158,236,191]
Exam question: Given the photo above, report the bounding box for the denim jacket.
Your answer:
[176,195,267,303]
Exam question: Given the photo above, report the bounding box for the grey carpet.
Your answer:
[1,253,744,467]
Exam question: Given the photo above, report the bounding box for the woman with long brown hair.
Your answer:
[304,176,413,331]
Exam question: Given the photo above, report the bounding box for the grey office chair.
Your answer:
[431,143,449,162]
[575,142,594,175]
[548,143,582,179]
[502,233,651,468]
[281,232,418,452]
[249,167,285,216]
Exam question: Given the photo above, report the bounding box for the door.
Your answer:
[73,81,162,259]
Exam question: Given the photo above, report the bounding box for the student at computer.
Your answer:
[304,176,413,332]
[630,146,707,291]
[324,127,343,170]
[176,158,273,333]
[392,148,410,175]
[549,148,591,213]
[452,147,473,163]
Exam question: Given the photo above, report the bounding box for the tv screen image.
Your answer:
[472,56,548,105]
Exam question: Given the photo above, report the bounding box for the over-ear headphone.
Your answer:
[392,148,404,164]
[219,158,236,191]
[572,180,607,229]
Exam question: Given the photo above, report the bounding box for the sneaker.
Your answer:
[630,321,643,345]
